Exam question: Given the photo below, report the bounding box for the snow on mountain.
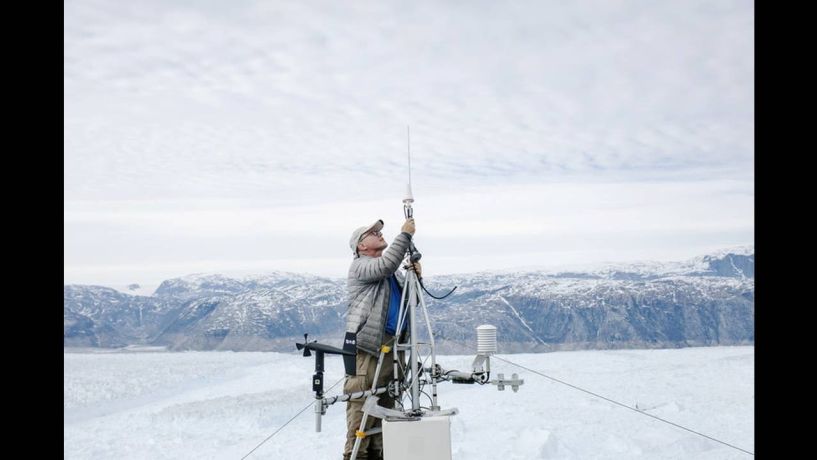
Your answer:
[64,249,754,352]
[64,285,183,348]
[107,283,160,297]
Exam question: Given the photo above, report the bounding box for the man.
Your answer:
[342,217,420,460]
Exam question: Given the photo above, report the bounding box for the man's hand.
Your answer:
[401,218,416,235]
[412,261,422,278]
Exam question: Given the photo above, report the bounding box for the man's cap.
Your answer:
[349,219,384,256]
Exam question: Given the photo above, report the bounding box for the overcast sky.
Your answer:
[64,0,753,287]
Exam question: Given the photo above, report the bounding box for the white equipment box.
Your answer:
[382,415,453,460]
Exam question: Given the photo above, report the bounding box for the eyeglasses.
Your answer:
[360,230,382,242]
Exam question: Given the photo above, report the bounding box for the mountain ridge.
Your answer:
[64,247,754,352]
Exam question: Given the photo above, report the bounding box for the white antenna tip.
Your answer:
[403,183,414,202]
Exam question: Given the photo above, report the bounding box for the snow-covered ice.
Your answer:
[64,346,753,459]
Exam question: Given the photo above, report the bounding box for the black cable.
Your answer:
[492,355,754,457]
[418,276,457,300]
[406,242,457,299]
[240,376,345,459]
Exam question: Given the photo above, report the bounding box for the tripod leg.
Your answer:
[350,346,389,460]
[406,269,421,411]
[415,286,440,411]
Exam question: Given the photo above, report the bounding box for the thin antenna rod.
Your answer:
[403,126,414,218]
[407,125,412,188]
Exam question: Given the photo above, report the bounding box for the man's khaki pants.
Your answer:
[343,337,403,460]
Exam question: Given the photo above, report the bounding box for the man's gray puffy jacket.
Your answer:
[346,232,412,356]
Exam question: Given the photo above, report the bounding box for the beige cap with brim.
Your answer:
[349,219,384,256]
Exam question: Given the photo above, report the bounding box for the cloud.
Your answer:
[64,179,753,284]
[64,0,753,285]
